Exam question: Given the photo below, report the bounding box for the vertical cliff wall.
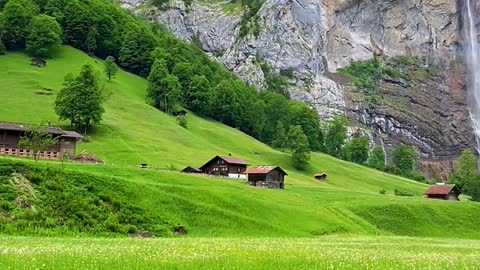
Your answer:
[120,0,479,179]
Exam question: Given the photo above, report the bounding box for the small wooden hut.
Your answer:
[181,166,202,174]
[425,184,461,201]
[246,166,287,189]
[314,173,327,181]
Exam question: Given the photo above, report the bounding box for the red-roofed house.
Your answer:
[425,184,461,201]
[199,155,249,178]
[246,166,287,189]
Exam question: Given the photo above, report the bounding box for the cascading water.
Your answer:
[464,0,480,153]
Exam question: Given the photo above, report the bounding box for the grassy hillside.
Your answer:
[1,47,480,238]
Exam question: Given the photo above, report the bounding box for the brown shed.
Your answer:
[314,173,327,181]
[199,156,249,178]
[181,166,202,174]
[246,166,287,189]
[425,184,461,201]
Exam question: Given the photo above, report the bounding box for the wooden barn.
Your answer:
[199,156,249,178]
[246,166,287,189]
[181,166,202,174]
[425,184,461,201]
[314,173,327,181]
[0,122,83,160]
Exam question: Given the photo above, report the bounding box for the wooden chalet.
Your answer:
[246,166,287,189]
[0,122,83,160]
[425,184,461,201]
[199,155,249,178]
[314,173,327,181]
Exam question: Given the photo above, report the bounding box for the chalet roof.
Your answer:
[246,166,288,175]
[200,155,249,169]
[0,122,83,139]
[425,185,460,195]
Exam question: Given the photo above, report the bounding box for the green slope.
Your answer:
[1,46,479,238]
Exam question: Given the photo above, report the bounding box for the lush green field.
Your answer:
[1,47,480,241]
[1,236,480,270]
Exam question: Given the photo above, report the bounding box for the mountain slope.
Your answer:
[1,46,479,238]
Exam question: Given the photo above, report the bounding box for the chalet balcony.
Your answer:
[0,147,61,160]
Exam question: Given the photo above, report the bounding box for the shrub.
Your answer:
[394,189,414,197]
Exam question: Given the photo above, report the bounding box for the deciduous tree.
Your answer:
[26,14,62,58]
[343,137,370,164]
[104,56,118,82]
[368,146,386,171]
[55,64,107,134]
[325,117,348,158]
[288,125,311,169]
[392,144,419,175]
[272,122,287,150]
[18,123,58,162]
[185,75,211,114]
[2,0,38,49]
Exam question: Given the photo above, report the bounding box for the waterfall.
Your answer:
[464,0,480,153]
[379,138,387,166]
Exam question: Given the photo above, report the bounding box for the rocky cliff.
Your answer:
[120,0,479,179]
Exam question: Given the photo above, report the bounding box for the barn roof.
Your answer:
[314,173,327,177]
[62,131,84,139]
[246,166,288,175]
[199,155,249,169]
[0,122,83,139]
[425,185,460,195]
[181,166,202,173]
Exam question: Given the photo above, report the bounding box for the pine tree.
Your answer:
[26,15,62,58]
[104,56,118,82]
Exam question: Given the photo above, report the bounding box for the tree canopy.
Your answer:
[26,14,62,58]
[54,64,107,133]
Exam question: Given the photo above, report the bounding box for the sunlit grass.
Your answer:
[1,236,479,270]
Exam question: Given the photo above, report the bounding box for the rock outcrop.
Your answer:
[120,0,480,179]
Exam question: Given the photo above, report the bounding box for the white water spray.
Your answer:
[464,0,480,153]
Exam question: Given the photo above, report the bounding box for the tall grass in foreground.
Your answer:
[1,236,479,270]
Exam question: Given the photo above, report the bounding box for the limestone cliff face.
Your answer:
[120,0,479,179]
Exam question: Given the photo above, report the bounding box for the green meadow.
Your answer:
[1,47,480,269]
